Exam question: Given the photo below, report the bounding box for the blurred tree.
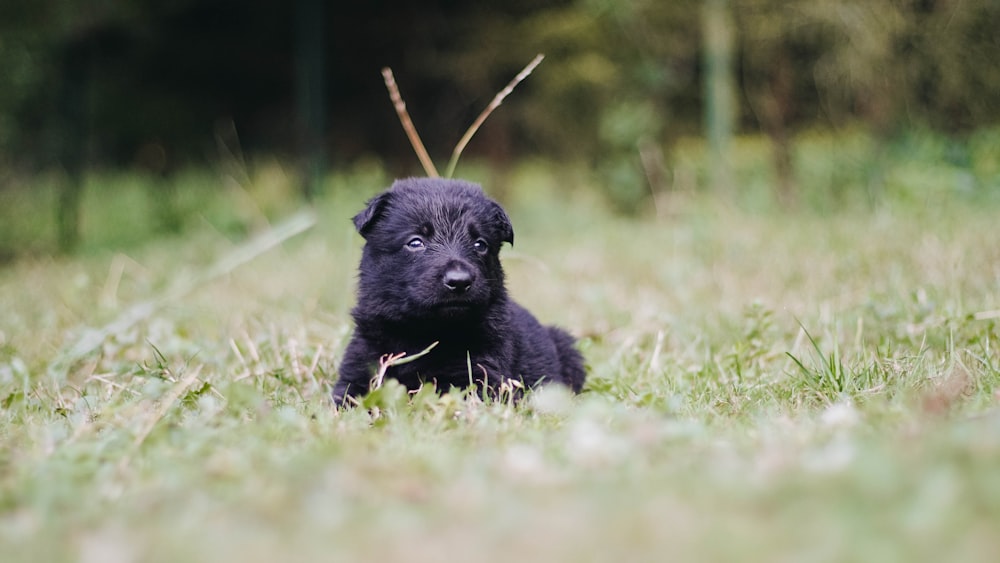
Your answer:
[735,0,816,206]
[595,0,701,211]
[802,1,912,132]
[515,0,701,211]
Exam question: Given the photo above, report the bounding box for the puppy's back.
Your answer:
[507,302,586,393]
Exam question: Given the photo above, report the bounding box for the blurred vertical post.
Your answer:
[56,36,90,253]
[702,0,735,192]
[295,0,326,201]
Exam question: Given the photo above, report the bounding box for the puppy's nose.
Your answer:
[443,267,473,293]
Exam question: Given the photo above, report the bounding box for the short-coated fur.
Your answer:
[332,177,585,406]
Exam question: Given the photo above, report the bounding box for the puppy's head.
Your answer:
[351,178,514,323]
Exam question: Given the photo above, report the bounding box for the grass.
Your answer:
[2,150,1000,561]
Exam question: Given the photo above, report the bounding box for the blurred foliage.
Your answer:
[2,126,999,259]
[0,0,998,222]
[738,0,1000,132]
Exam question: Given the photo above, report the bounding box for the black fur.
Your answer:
[332,177,585,406]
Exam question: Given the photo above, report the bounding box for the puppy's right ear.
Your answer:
[352,192,392,238]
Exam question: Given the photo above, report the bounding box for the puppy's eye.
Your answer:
[473,239,489,254]
[406,237,425,250]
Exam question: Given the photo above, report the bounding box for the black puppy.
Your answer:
[332,177,585,406]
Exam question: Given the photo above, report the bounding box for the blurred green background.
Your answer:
[1,0,998,256]
[3,5,1000,561]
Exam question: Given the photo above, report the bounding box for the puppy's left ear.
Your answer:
[353,192,392,238]
[490,202,514,246]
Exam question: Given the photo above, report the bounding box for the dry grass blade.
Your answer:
[51,211,316,379]
[371,341,440,390]
[119,365,203,471]
[372,352,407,391]
[382,67,439,177]
[445,53,544,178]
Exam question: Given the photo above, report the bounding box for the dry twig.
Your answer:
[445,54,544,178]
[382,67,440,177]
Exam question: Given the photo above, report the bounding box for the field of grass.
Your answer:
[2,153,1000,562]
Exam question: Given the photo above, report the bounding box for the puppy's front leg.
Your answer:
[332,336,377,407]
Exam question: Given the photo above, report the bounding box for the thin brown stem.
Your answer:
[382,67,439,177]
[445,54,544,178]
